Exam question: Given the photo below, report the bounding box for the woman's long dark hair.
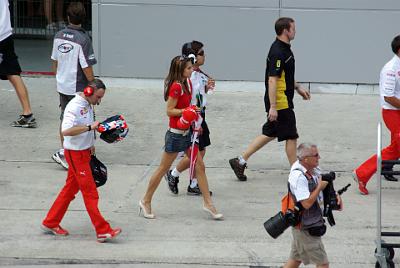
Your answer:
[164,56,191,101]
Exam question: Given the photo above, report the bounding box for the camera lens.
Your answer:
[264,211,291,239]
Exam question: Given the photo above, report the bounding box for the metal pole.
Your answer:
[376,122,387,268]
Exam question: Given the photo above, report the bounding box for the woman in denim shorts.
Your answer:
[139,55,223,220]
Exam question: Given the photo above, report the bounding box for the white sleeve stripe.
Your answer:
[78,46,89,68]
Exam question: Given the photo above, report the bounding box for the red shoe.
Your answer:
[352,170,369,195]
[41,224,69,236]
[97,227,122,243]
[358,182,369,195]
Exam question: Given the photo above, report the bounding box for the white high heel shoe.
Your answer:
[203,205,224,220]
[139,200,155,219]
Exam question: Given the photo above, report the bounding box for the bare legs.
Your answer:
[44,0,53,26]
[44,0,64,28]
[285,139,297,166]
[8,75,32,115]
[141,148,220,216]
[192,152,216,212]
[241,134,297,166]
[142,151,178,214]
[242,135,275,161]
[175,149,206,174]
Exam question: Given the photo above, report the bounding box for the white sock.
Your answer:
[238,155,246,165]
[59,148,65,156]
[171,168,181,177]
[190,178,198,188]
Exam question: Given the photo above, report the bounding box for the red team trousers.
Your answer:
[42,149,111,235]
[355,109,400,185]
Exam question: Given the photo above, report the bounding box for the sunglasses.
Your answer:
[306,153,320,158]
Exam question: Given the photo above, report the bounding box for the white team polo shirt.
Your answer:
[0,0,12,42]
[51,25,97,95]
[190,70,208,108]
[288,160,323,203]
[380,55,400,110]
[62,94,94,150]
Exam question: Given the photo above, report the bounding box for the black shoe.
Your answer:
[229,157,247,181]
[187,184,213,196]
[11,114,37,128]
[384,174,399,182]
[164,170,179,194]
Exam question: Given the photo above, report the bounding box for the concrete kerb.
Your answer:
[99,77,378,95]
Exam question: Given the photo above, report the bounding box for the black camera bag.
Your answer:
[307,224,326,237]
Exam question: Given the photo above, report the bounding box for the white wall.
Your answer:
[92,1,400,84]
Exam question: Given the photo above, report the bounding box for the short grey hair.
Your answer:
[297,143,317,160]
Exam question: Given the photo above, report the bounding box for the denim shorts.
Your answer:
[164,130,191,153]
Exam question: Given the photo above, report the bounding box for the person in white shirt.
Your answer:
[42,79,122,243]
[285,143,343,268]
[51,2,96,170]
[0,0,37,128]
[165,41,216,195]
[353,35,400,195]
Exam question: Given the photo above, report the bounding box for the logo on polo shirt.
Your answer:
[80,107,88,115]
[58,43,74,53]
[387,72,395,77]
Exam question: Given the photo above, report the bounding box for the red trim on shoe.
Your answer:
[353,170,369,195]
[358,181,369,195]
[96,227,122,243]
[41,224,69,236]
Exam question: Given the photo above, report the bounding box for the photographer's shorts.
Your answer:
[164,130,191,153]
[59,93,75,120]
[262,108,299,142]
[0,36,22,80]
[199,118,211,151]
[289,228,328,266]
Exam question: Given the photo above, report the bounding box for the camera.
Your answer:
[321,171,351,226]
[264,207,301,239]
[321,172,341,211]
[321,171,335,182]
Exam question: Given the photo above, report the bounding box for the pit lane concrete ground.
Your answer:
[0,77,399,268]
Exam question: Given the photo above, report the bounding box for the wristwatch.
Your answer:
[87,124,91,131]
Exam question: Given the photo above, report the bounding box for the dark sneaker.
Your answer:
[164,170,179,194]
[384,174,399,182]
[382,167,399,182]
[229,157,247,181]
[11,114,37,128]
[187,184,213,196]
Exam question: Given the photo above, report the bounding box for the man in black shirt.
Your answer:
[229,17,310,181]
